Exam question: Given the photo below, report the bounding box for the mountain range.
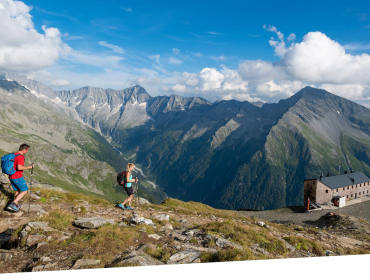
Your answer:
[1,72,370,210]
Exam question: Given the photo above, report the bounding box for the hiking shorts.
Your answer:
[9,177,28,192]
[124,186,134,196]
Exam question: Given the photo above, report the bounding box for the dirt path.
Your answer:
[240,200,370,224]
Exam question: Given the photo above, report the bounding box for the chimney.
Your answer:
[319,174,323,180]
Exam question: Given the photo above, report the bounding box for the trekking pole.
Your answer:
[136,178,140,207]
[28,164,34,216]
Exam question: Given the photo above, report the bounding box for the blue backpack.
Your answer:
[1,153,22,175]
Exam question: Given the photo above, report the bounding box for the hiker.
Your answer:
[7,144,34,212]
[118,163,138,210]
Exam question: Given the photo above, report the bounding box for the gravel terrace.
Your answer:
[240,200,370,225]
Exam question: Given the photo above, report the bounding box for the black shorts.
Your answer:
[124,186,134,196]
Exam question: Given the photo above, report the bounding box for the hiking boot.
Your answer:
[126,206,134,210]
[118,203,126,210]
[7,202,19,212]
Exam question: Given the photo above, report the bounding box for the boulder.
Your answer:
[155,214,170,221]
[167,250,201,264]
[32,262,57,272]
[204,234,243,250]
[159,224,173,232]
[181,244,218,253]
[30,193,41,200]
[129,214,155,226]
[72,259,101,269]
[41,256,51,262]
[28,222,53,232]
[257,221,265,227]
[73,217,115,229]
[115,250,164,267]
[148,234,161,240]
[26,235,45,247]
[118,222,127,227]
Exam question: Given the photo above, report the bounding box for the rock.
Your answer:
[129,214,155,226]
[257,221,265,227]
[204,234,243,250]
[22,204,43,212]
[159,224,173,232]
[32,262,57,272]
[167,250,201,264]
[138,198,150,205]
[148,234,161,240]
[41,256,51,262]
[171,232,188,242]
[179,219,187,223]
[30,193,41,200]
[36,242,48,249]
[0,253,12,261]
[115,250,164,267]
[119,255,163,266]
[249,244,270,256]
[72,259,101,269]
[326,250,338,256]
[118,222,127,227]
[73,217,115,229]
[0,232,12,247]
[181,244,218,253]
[28,222,53,231]
[155,214,170,221]
[26,235,46,247]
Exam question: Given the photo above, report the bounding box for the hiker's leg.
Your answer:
[13,190,27,204]
[122,196,130,206]
[128,195,133,206]
[11,178,28,204]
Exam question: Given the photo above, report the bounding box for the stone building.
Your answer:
[304,172,370,206]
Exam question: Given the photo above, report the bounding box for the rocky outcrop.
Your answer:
[73,217,115,229]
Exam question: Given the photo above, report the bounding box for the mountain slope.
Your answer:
[0,80,163,202]
[3,73,370,210]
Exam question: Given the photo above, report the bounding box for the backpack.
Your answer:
[1,153,22,175]
[117,171,128,186]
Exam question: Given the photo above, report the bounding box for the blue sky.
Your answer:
[1,0,370,104]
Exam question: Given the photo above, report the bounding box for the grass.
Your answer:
[35,188,111,206]
[283,236,326,256]
[39,210,75,231]
[144,245,176,262]
[200,249,259,262]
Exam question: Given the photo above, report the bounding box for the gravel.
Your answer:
[240,200,370,224]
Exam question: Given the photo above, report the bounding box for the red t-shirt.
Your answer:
[9,152,25,179]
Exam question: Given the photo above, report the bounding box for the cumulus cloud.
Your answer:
[49,79,71,87]
[0,0,71,72]
[210,55,226,61]
[191,52,203,57]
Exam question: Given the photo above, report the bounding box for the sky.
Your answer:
[0,0,370,106]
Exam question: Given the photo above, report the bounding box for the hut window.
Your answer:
[343,187,345,191]
[326,190,328,193]
[351,194,353,197]
[347,195,348,198]
[336,189,338,192]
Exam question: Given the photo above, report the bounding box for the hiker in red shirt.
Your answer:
[7,144,34,212]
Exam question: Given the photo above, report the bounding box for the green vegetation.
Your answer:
[283,236,326,256]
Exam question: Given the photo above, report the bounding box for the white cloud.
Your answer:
[98,41,125,54]
[283,32,370,84]
[191,52,203,57]
[172,48,180,54]
[68,51,124,68]
[287,33,296,42]
[0,0,71,72]
[168,57,183,65]
[210,55,226,61]
[343,43,370,51]
[206,31,221,35]
[149,54,161,65]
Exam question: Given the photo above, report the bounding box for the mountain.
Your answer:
[2,72,370,210]
[51,84,370,210]
[0,80,165,203]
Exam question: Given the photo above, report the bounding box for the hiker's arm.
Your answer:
[126,171,138,183]
[17,164,34,171]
